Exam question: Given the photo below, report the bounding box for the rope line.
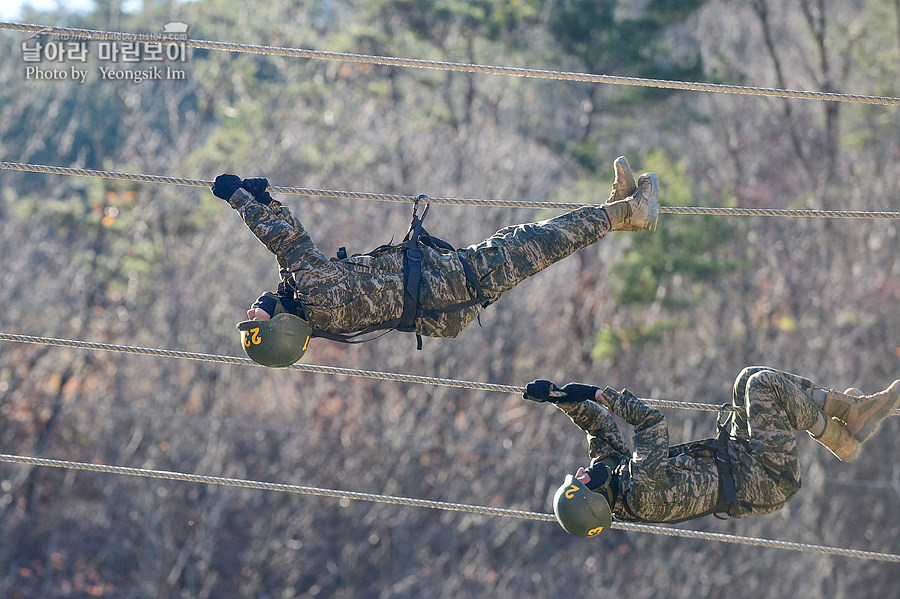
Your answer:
[1,453,897,562]
[5,332,900,416]
[3,22,900,106]
[0,332,718,411]
[3,161,899,219]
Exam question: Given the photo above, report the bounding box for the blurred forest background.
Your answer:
[1,0,899,597]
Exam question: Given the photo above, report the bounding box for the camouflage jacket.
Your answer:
[557,388,724,523]
[227,188,481,337]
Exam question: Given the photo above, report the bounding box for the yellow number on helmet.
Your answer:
[242,330,251,348]
[249,327,262,346]
[587,526,604,537]
[564,484,580,500]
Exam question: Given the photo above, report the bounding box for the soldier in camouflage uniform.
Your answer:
[211,157,658,363]
[524,367,900,534]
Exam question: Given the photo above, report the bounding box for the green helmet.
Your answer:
[552,474,613,538]
[236,313,312,368]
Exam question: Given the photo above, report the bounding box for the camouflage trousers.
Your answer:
[458,204,613,301]
[725,367,822,517]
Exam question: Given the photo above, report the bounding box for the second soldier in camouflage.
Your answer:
[524,367,900,530]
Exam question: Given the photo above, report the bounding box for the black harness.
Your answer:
[288,196,489,349]
[713,404,741,518]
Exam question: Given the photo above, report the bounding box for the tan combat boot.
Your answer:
[603,171,660,232]
[822,380,900,443]
[810,416,860,462]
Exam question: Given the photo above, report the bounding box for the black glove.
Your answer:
[250,292,279,318]
[583,462,610,492]
[212,174,242,200]
[523,379,566,403]
[560,382,600,402]
[242,177,274,205]
[523,379,599,403]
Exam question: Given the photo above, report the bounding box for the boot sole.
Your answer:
[642,173,659,231]
[618,173,659,232]
[853,380,900,443]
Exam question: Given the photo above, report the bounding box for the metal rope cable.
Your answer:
[13,393,900,497]
[3,161,899,219]
[0,332,717,411]
[2,22,900,106]
[0,453,897,563]
[6,332,900,417]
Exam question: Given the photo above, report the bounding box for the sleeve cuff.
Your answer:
[227,187,256,209]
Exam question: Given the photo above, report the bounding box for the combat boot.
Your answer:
[810,416,860,462]
[822,380,900,443]
[606,155,637,203]
[603,172,659,232]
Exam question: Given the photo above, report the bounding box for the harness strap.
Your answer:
[398,218,425,331]
[310,324,399,344]
[712,404,742,519]
[460,256,488,308]
[714,434,738,518]
[426,257,490,317]
[277,269,305,319]
[303,199,428,348]
[395,196,431,349]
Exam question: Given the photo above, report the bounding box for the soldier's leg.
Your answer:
[729,367,814,439]
[740,369,820,440]
[732,366,816,408]
[461,204,613,299]
[737,367,900,458]
[728,369,815,515]
[737,368,900,445]
[739,369,859,463]
[461,164,658,300]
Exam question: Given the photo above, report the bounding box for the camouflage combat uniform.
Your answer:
[557,367,820,522]
[225,187,614,337]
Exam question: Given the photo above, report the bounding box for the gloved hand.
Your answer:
[582,462,610,491]
[250,292,279,318]
[559,382,600,402]
[523,379,564,403]
[523,380,599,403]
[212,174,242,200]
[242,177,274,205]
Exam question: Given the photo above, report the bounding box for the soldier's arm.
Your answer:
[599,387,668,468]
[555,400,630,463]
[226,188,344,283]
